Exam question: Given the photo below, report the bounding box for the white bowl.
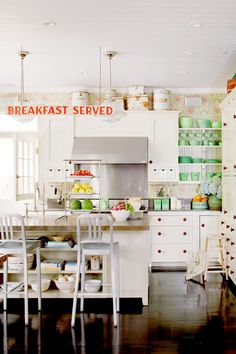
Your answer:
[8,253,34,264]
[111,210,130,221]
[31,279,51,292]
[85,279,102,293]
[54,279,75,293]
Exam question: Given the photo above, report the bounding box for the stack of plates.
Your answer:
[8,253,34,270]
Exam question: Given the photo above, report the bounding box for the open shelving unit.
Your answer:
[178,127,222,184]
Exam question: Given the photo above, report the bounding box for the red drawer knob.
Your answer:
[183,232,187,236]
[157,218,161,222]
[223,166,227,170]
[221,233,225,236]
[224,210,228,214]
[226,225,230,229]
[183,218,187,222]
[157,249,161,253]
[201,224,205,227]
[230,270,234,274]
[231,256,235,260]
[157,232,162,236]
[223,122,227,126]
[226,265,230,269]
[234,165,236,169]
[234,215,236,220]
[183,250,187,253]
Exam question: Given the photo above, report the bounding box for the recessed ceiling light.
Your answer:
[177,71,188,75]
[80,71,89,75]
[182,51,194,56]
[189,22,203,28]
[43,21,56,27]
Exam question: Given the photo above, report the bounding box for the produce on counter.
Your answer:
[82,199,94,210]
[111,201,135,214]
[70,199,82,210]
[71,181,93,194]
[70,170,93,177]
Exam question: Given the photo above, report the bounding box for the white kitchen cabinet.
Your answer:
[199,215,221,261]
[220,88,236,285]
[148,111,179,182]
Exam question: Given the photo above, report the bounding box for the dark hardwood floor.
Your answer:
[1,272,236,354]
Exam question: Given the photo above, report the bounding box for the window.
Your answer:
[0,133,37,201]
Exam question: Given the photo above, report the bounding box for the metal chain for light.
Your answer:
[19,50,29,105]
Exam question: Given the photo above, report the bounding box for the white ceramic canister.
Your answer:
[154,89,170,110]
[72,90,89,106]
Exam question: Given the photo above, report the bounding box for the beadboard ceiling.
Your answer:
[0,0,236,91]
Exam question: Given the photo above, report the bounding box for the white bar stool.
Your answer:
[0,214,41,325]
[204,234,228,281]
[71,214,119,327]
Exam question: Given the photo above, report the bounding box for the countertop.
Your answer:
[15,214,150,232]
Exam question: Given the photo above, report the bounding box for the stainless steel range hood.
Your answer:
[71,137,148,164]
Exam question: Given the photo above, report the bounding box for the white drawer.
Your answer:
[150,215,193,226]
[151,243,192,262]
[151,226,193,244]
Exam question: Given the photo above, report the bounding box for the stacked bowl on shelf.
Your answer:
[8,253,34,270]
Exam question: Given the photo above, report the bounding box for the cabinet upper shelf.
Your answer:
[179,128,222,131]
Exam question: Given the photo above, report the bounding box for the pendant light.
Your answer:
[15,49,35,123]
[100,51,126,123]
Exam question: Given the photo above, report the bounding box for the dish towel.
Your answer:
[185,250,207,281]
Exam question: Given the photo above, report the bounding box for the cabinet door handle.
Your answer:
[224,210,228,214]
[226,238,230,242]
[226,225,230,229]
[234,215,236,220]
[231,256,235,260]
[183,250,187,253]
[221,221,225,225]
[226,251,230,255]
[157,218,162,222]
[183,232,187,236]
[234,165,236,170]
[149,160,153,164]
[230,270,234,274]
[223,166,227,170]
[183,218,187,222]
[201,224,205,227]
[221,233,225,236]
[226,265,230,269]
[223,122,227,127]
[231,228,235,232]
[157,232,162,236]
[231,242,235,246]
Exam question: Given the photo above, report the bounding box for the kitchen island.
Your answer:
[11,214,151,306]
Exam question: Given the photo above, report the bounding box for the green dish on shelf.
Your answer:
[179,116,193,128]
[192,158,203,163]
[197,119,212,128]
[203,159,221,163]
[211,121,222,128]
[178,156,192,163]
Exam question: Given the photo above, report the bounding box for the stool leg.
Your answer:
[80,253,86,312]
[3,257,8,311]
[204,238,209,281]
[71,265,80,326]
[115,245,120,312]
[36,247,41,311]
[111,254,118,327]
[23,255,29,326]
[219,239,228,280]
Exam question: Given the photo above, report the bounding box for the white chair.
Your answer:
[71,214,119,327]
[204,234,228,281]
[0,214,41,325]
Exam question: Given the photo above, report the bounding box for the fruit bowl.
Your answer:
[192,202,208,210]
[111,210,130,221]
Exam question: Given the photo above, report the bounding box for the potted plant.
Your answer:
[201,175,222,210]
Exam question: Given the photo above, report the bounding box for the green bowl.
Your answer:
[197,119,211,128]
[178,139,189,146]
[192,202,208,210]
[192,158,203,163]
[191,172,200,181]
[179,116,193,128]
[211,121,222,128]
[179,172,189,181]
[204,159,221,163]
[178,156,193,163]
[206,172,216,179]
[208,141,217,146]
[189,139,201,146]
